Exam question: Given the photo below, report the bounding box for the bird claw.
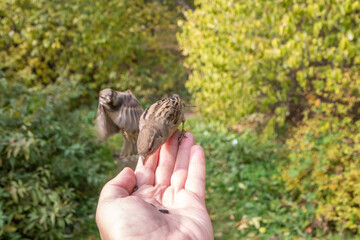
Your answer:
[178,129,187,144]
[178,119,186,144]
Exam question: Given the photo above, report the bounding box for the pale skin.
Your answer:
[96,131,214,240]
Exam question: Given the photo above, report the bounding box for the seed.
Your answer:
[159,209,169,214]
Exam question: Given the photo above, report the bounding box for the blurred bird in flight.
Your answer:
[96,88,143,160]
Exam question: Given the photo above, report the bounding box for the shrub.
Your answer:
[0,75,115,239]
[282,117,360,234]
[178,0,360,127]
[0,0,187,103]
[186,119,307,239]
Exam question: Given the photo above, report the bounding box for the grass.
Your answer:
[186,119,298,239]
[185,118,358,240]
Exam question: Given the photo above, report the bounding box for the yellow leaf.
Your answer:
[4,225,17,233]
[249,217,261,229]
[235,219,249,231]
[339,37,347,50]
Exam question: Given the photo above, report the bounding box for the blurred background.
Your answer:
[0,0,359,239]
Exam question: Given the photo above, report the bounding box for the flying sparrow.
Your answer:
[137,94,185,164]
[96,88,143,160]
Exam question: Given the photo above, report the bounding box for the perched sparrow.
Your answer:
[96,88,143,159]
[137,94,185,164]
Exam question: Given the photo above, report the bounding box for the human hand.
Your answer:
[96,131,213,240]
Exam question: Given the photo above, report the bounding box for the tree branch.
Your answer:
[174,0,194,11]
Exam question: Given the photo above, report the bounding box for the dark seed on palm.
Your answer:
[159,209,169,214]
[133,185,138,191]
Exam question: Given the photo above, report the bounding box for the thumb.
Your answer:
[99,167,137,201]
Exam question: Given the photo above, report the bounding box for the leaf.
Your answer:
[3,224,17,233]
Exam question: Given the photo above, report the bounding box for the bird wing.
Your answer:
[113,90,143,136]
[96,103,120,141]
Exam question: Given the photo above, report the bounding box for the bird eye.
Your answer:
[104,95,111,103]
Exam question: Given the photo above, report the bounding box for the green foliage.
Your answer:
[0,0,190,238]
[180,0,360,237]
[3,0,359,239]
[186,119,309,239]
[187,118,359,239]
[0,0,187,103]
[0,75,115,239]
[178,0,360,126]
[282,117,360,235]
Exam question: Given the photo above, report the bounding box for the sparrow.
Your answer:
[137,94,185,164]
[96,88,143,160]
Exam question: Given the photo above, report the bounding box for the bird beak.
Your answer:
[140,155,150,165]
[105,96,111,103]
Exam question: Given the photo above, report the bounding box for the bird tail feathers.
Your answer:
[120,135,138,159]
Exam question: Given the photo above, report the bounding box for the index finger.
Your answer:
[135,148,160,187]
[184,145,206,199]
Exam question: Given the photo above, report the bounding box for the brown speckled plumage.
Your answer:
[137,94,185,164]
[96,88,143,160]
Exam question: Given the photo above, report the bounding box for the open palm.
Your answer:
[96,131,213,240]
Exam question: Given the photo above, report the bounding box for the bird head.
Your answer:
[137,127,163,165]
[99,88,123,110]
[99,88,113,104]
